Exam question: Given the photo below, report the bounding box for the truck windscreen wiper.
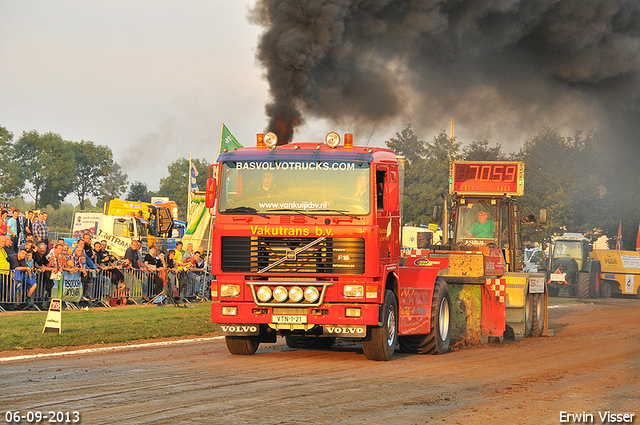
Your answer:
[267,208,316,219]
[221,206,269,218]
[309,209,361,220]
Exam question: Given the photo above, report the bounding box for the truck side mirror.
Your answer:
[205,178,217,209]
[538,208,548,225]
[383,181,399,213]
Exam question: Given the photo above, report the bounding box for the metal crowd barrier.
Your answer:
[0,268,213,312]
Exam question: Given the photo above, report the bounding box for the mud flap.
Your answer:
[481,278,506,340]
[448,284,482,345]
[503,272,528,340]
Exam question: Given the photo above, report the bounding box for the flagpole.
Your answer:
[188,152,192,225]
[217,123,224,165]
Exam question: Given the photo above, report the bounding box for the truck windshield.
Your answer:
[218,160,371,215]
[455,202,499,245]
[553,241,582,259]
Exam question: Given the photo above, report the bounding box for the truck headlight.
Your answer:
[264,132,278,149]
[257,286,272,302]
[273,286,288,302]
[304,286,320,303]
[220,284,240,297]
[289,286,304,302]
[343,285,364,298]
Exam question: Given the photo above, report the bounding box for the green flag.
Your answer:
[220,124,243,153]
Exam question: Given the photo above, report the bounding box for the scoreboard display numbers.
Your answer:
[450,161,524,196]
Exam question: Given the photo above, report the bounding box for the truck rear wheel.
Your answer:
[285,335,335,349]
[531,293,545,337]
[363,290,398,361]
[225,336,260,355]
[399,278,451,355]
[577,272,590,299]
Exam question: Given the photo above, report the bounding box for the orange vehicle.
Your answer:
[205,133,547,360]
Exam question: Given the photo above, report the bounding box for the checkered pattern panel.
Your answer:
[487,278,506,303]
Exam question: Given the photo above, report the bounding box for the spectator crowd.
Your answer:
[0,208,210,311]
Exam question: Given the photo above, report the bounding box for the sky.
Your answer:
[1,1,273,192]
[2,1,638,198]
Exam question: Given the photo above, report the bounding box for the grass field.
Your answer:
[0,302,217,352]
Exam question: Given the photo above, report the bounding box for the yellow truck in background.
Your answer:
[590,250,640,298]
[71,199,180,259]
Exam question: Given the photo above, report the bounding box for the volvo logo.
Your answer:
[219,325,259,335]
[324,325,366,337]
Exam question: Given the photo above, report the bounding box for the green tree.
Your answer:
[386,125,461,225]
[98,162,129,206]
[0,126,24,199]
[157,158,210,219]
[463,140,506,161]
[12,130,75,208]
[512,127,605,244]
[70,140,114,210]
[126,181,151,202]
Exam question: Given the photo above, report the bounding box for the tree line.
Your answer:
[2,124,638,248]
[387,124,640,249]
[0,127,211,230]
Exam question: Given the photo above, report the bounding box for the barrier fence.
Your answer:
[0,268,213,312]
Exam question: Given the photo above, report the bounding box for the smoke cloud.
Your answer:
[250,0,640,146]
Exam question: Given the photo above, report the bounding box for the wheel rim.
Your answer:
[386,307,397,346]
[439,297,450,341]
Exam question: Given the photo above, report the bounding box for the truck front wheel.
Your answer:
[225,336,260,355]
[399,278,452,355]
[363,290,398,361]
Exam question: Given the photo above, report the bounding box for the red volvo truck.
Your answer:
[205,132,547,360]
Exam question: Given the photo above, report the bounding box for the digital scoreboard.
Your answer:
[449,161,524,196]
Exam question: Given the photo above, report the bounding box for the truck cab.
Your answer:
[207,132,415,360]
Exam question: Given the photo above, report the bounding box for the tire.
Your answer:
[285,335,335,349]
[225,336,260,355]
[567,285,578,297]
[589,261,601,299]
[548,285,559,297]
[600,280,612,299]
[399,279,451,355]
[531,293,545,337]
[363,290,398,361]
[524,292,534,337]
[577,272,590,299]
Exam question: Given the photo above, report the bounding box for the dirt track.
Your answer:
[3,297,640,425]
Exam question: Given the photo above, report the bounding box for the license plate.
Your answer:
[550,273,566,282]
[272,315,307,324]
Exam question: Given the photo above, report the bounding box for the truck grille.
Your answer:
[221,236,365,275]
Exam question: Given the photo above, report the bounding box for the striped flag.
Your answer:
[616,221,623,250]
[189,160,199,192]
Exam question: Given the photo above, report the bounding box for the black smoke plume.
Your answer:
[250,0,640,146]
